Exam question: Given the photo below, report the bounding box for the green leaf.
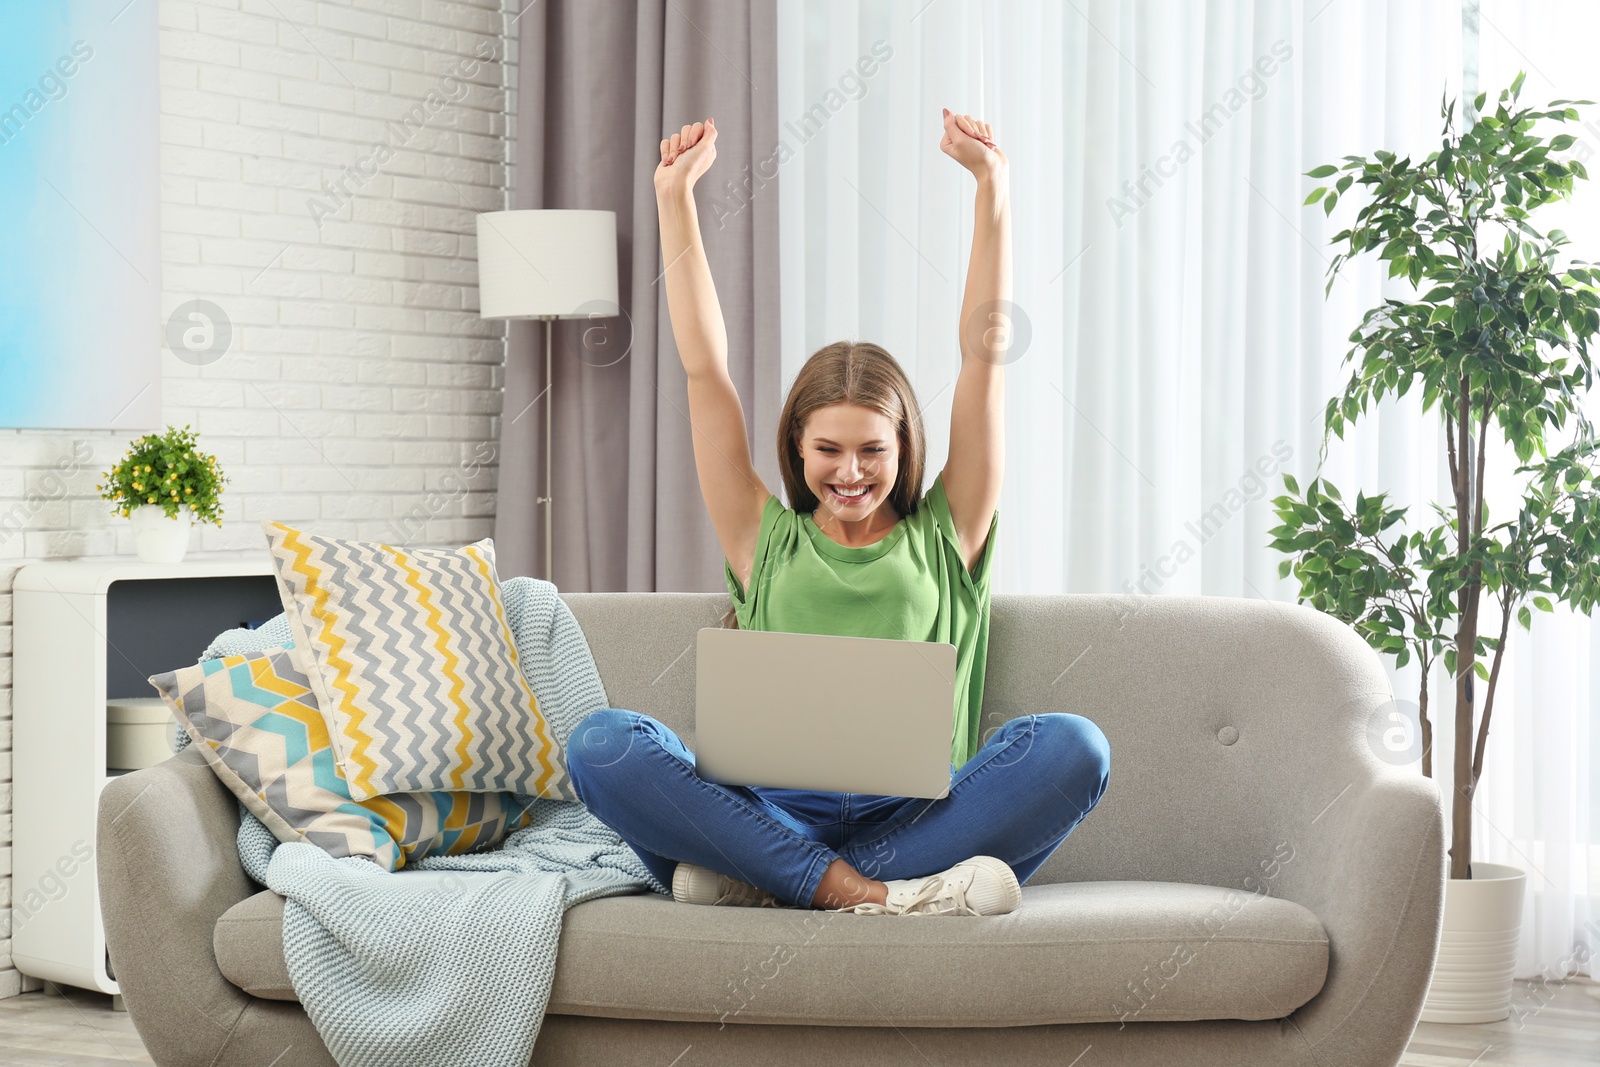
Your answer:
[1474,660,1491,682]
[1518,605,1532,629]
[1304,186,1327,205]
[1307,164,1338,179]
[1534,595,1554,612]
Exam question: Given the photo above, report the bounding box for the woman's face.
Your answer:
[797,403,900,523]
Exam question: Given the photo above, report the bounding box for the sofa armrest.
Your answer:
[97,745,258,1067]
[1285,769,1446,1060]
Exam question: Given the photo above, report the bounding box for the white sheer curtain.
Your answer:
[1464,0,1600,985]
[777,0,1460,597]
[778,0,1600,982]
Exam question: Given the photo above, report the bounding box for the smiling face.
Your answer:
[797,402,901,537]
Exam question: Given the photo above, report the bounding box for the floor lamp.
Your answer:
[475,209,619,582]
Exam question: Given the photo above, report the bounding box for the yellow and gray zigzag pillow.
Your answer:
[151,645,535,871]
[261,522,575,803]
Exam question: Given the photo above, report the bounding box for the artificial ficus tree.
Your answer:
[1270,72,1600,881]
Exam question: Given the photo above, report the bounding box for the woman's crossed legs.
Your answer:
[564,706,1111,910]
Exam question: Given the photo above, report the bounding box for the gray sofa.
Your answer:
[97,591,1446,1067]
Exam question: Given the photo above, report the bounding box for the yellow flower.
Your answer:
[185,487,193,494]
[144,465,151,472]
[133,483,142,491]
[146,495,156,503]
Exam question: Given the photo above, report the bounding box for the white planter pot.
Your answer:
[130,505,194,564]
[1420,861,1525,1023]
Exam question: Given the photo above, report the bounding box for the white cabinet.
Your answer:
[12,556,282,995]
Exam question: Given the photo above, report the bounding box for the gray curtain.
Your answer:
[496,0,782,592]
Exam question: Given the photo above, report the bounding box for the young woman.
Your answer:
[563,111,1111,917]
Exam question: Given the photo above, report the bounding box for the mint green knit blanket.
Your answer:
[196,576,667,1067]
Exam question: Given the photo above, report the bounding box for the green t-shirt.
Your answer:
[722,471,998,769]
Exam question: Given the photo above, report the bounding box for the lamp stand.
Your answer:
[538,315,554,582]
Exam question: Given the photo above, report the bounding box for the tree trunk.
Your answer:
[1449,375,1475,881]
[1418,665,1433,779]
[1452,612,1478,881]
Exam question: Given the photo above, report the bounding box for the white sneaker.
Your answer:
[671,862,788,908]
[846,856,1021,916]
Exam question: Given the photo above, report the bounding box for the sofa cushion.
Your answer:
[215,880,1329,1025]
[214,890,298,1000]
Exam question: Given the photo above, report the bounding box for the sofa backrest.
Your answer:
[559,591,1399,892]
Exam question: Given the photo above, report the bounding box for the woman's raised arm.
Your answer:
[938,108,1011,577]
[654,118,770,589]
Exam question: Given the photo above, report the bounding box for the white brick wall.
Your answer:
[0,0,520,998]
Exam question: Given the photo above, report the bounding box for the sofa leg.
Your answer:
[111,994,126,1012]
[41,981,61,997]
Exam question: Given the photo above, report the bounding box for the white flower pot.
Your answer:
[1420,861,1526,1023]
[130,504,193,564]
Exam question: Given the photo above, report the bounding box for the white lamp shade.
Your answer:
[476,209,619,319]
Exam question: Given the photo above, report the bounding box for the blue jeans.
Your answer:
[565,707,1112,909]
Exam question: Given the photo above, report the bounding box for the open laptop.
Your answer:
[693,627,957,799]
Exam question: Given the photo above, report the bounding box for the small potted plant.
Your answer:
[1275,73,1599,1024]
[98,424,227,563]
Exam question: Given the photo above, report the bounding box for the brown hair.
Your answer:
[719,340,929,629]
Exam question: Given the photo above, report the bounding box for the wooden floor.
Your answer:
[0,977,1595,1065]
[0,986,150,1065]
[1402,975,1600,1066]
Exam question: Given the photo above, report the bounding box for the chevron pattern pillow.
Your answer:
[260,522,575,803]
[151,645,536,871]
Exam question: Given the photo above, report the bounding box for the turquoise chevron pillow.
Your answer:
[150,644,535,872]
